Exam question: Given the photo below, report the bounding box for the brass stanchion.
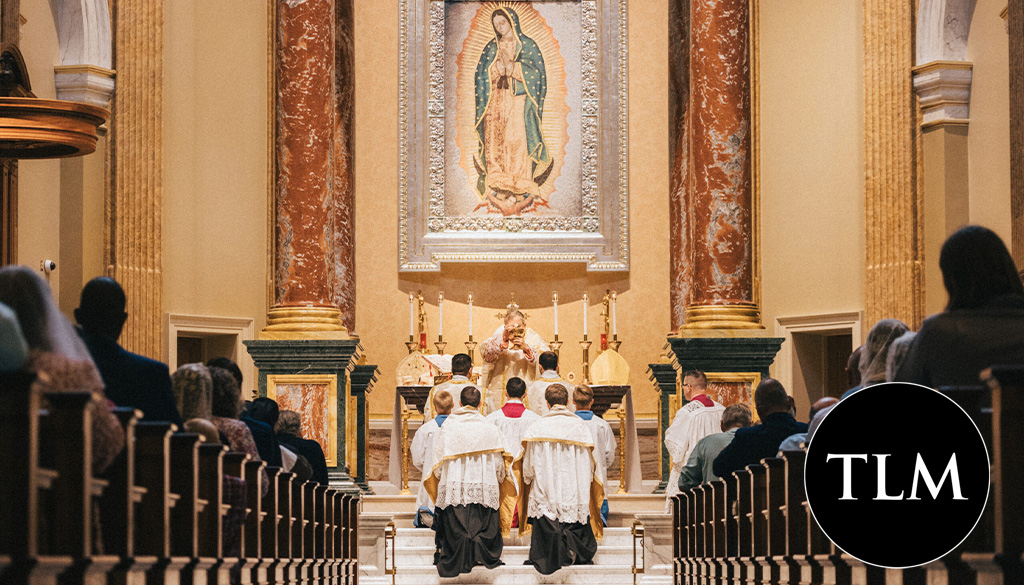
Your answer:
[400,402,413,495]
[617,403,627,494]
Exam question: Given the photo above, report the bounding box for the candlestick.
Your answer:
[608,336,622,352]
[434,335,447,356]
[400,402,413,495]
[580,335,592,384]
[465,338,477,364]
[438,291,444,336]
[612,291,618,336]
[582,292,588,337]
[549,336,563,357]
[616,404,627,494]
[405,340,420,354]
[553,292,559,336]
[468,293,473,336]
[409,292,415,337]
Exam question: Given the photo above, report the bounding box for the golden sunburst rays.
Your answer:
[453,2,570,211]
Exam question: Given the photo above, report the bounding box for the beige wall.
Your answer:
[757,0,866,412]
[967,0,1011,238]
[162,0,269,347]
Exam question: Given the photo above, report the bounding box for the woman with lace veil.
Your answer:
[0,265,124,473]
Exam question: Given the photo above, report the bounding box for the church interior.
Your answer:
[1,0,1022,583]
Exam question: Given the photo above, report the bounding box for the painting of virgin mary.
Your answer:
[473,7,554,216]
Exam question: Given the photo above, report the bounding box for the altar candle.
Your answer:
[612,291,618,336]
[468,293,473,336]
[438,291,444,336]
[552,292,559,336]
[582,292,588,337]
[409,292,415,337]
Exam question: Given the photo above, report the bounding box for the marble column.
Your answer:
[863,0,923,329]
[332,0,356,332]
[678,0,761,330]
[108,0,164,358]
[264,0,355,339]
[1011,2,1024,272]
[668,0,691,332]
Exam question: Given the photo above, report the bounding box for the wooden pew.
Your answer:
[290,479,308,583]
[730,468,753,584]
[275,472,295,585]
[133,421,180,585]
[242,459,265,585]
[260,466,284,585]
[763,457,788,584]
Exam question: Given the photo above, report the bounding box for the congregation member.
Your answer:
[527,351,571,415]
[842,318,910,399]
[208,357,282,468]
[885,331,917,382]
[75,276,182,426]
[0,265,124,473]
[572,384,615,526]
[208,366,269,491]
[480,310,549,414]
[424,386,516,578]
[0,301,27,371]
[896,225,1024,387]
[276,410,328,485]
[663,369,724,504]
[678,403,753,491]
[516,384,602,574]
[486,377,540,456]
[411,390,453,528]
[778,397,836,451]
[248,397,320,483]
[713,379,808,478]
[425,352,474,419]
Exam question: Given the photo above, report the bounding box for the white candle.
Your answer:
[612,291,618,336]
[409,292,415,337]
[438,291,444,336]
[552,292,559,336]
[468,293,473,336]
[582,292,588,337]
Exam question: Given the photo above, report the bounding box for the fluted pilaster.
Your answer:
[863,0,923,329]
[107,0,163,358]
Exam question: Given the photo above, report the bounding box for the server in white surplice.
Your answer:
[513,383,604,575]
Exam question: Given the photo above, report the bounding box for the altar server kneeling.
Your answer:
[515,383,604,574]
[424,386,518,578]
[411,390,453,528]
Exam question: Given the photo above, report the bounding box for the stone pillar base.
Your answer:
[260,306,355,340]
[245,339,362,491]
[681,303,763,330]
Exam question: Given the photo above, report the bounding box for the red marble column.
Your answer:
[683,0,760,329]
[668,0,691,332]
[267,0,355,336]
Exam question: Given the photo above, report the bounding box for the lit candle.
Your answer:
[552,292,559,336]
[438,291,444,336]
[612,291,618,336]
[582,292,588,337]
[468,293,473,337]
[409,292,415,337]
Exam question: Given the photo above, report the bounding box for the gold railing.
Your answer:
[384,520,397,585]
[632,519,645,585]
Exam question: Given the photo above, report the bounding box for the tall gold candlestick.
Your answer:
[400,403,412,495]
[580,335,593,384]
[616,404,627,494]
[434,335,447,355]
[608,334,622,352]
[406,336,419,354]
[465,335,477,364]
[549,335,563,357]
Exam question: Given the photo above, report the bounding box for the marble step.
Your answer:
[387,544,637,567]
[359,563,638,585]
[393,527,637,549]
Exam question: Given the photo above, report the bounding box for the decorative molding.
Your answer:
[398,0,629,271]
[53,64,115,108]
[912,61,972,126]
[165,313,257,398]
[774,311,863,395]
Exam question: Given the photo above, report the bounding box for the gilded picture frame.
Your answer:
[399,0,628,272]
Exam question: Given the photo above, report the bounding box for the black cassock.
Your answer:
[525,515,598,575]
[433,504,504,577]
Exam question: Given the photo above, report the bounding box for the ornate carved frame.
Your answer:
[399,0,629,271]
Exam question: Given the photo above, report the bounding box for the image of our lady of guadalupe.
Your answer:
[473,7,554,216]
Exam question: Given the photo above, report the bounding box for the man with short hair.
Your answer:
[486,377,540,457]
[275,409,329,485]
[663,370,724,504]
[481,310,549,414]
[527,351,571,416]
[516,383,603,574]
[713,379,809,477]
[425,386,516,578]
[573,384,615,526]
[75,277,182,425]
[412,390,454,528]
[778,396,838,451]
[425,353,474,419]
[677,403,753,491]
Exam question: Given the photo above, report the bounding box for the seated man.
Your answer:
[486,377,540,457]
[276,410,329,485]
[411,390,453,528]
[516,383,603,575]
[678,403,753,491]
[573,384,616,526]
[424,386,517,578]
[527,351,571,415]
[425,352,474,419]
[713,379,809,478]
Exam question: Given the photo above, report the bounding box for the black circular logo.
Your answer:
[805,383,990,568]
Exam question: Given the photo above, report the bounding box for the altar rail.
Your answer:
[0,370,359,585]
[670,365,1024,585]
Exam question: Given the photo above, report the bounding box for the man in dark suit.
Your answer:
[712,378,808,478]
[75,277,183,425]
[277,410,330,485]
